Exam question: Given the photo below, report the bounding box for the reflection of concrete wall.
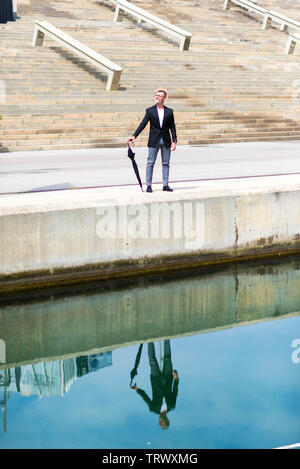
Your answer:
[237,266,300,321]
[0,261,300,368]
[0,271,235,367]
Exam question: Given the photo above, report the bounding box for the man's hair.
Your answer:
[157,89,167,98]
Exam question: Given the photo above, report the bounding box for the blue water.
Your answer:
[1,314,299,449]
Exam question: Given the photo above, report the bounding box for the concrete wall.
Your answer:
[0,185,300,292]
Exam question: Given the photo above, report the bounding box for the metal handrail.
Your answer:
[32,20,123,91]
[113,0,192,51]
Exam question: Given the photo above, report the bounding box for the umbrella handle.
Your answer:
[127,140,135,149]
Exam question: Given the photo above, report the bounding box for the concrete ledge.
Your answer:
[1,174,300,293]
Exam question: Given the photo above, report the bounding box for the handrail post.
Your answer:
[32,24,45,46]
[106,70,122,91]
[179,36,191,51]
[280,23,288,32]
[114,5,124,22]
[285,36,296,54]
[13,0,17,20]
[262,14,272,30]
[223,0,232,10]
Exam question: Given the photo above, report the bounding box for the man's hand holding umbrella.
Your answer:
[126,139,144,192]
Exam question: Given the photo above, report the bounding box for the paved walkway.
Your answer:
[0,140,300,195]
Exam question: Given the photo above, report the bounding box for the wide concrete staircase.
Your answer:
[0,0,300,151]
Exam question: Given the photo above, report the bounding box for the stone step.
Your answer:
[2,134,300,154]
[1,118,299,133]
[2,96,294,106]
[0,112,296,122]
[2,121,299,135]
[2,128,300,146]
[0,107,295,116]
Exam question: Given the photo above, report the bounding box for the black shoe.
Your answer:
[146,186,153,193]
[163,185,173,192]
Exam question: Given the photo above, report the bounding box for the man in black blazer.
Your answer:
[131,340,179,430]
[128,90,177,193]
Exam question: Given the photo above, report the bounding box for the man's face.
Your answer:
[155,91,166,105]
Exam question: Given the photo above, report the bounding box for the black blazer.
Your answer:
[0,0,13,23]
[133,105,177,148]
[136,375,179,415]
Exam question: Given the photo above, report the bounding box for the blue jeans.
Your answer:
[146,138,171,186]
[148,340,172,377]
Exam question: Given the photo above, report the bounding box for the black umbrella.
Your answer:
[127,142,144,192]
[130,344,143,387]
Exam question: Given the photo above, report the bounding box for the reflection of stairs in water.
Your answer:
[0,0,300,151]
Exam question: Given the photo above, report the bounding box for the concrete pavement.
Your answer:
[0,140,300,194]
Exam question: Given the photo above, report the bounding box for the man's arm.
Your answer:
[128,110,149,143]
[170,111,177,151]
[169,371,179,409]
[131,384,152,409]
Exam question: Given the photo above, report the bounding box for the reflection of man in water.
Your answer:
[131,340,179,429]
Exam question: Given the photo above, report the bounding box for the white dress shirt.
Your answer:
[157,107,164,128]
